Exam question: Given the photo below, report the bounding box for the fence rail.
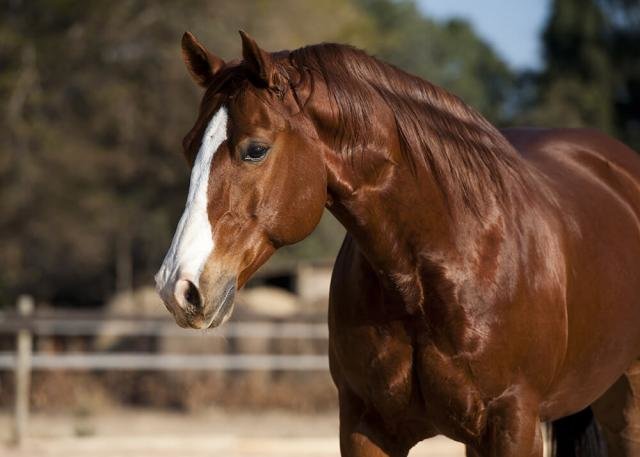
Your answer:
[0,353,329,370]
[0,295,330,446]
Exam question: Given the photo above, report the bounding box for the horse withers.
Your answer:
[155,31,640,456]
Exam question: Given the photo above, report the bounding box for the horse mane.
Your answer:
[287,43,533,216]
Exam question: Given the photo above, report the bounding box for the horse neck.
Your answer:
[324,144,523,319]
[302,74,529,306]
[324,143,467,277]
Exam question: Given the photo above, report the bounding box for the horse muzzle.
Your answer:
[155,270,236,329]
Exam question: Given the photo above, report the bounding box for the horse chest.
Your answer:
[329,236,491,436]
[329,319,487,439]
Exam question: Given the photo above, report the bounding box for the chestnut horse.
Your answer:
[155,31,640,456]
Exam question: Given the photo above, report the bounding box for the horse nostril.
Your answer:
[183,280,202,308]
[174,278,202,310]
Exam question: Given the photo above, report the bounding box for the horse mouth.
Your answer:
[207,281,236,328]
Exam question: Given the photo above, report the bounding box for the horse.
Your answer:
[154,31,640,456]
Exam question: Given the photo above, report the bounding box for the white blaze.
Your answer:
[155,107,228,294]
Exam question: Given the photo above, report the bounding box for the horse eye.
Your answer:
[242,143,270,162]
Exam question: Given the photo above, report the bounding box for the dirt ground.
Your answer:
[0,408,465,457]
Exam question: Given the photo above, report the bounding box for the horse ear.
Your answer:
[181,32,225,88]
[239,30,278,89]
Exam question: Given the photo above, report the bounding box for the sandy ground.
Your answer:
[0,408,466,457]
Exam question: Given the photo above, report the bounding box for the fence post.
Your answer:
[13,295,34,447]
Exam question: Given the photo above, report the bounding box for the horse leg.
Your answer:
[469,386,543,457]
[338,389,409,457]
[592,359,640,456]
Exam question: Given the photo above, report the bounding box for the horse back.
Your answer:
[503,127,640,197]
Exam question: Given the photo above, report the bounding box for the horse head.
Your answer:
[155,32,328,329]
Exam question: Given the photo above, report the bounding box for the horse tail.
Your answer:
[550,407,607,456]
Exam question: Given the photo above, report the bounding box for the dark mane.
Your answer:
[288,43,535,216]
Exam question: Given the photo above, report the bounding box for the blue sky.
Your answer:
[416,0,551,70]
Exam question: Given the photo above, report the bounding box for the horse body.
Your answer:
[329,126,640,454]
[509,129,640,412]
[157,32,640,455]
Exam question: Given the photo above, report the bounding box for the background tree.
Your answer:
[600,0,640,149]
[0,0,525,307]
[518,0,640,152]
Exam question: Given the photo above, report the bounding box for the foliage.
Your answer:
[516,0,640,151]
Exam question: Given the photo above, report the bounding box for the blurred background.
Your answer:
[0,0,638,455]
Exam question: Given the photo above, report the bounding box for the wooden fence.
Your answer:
[0,295,330,446]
